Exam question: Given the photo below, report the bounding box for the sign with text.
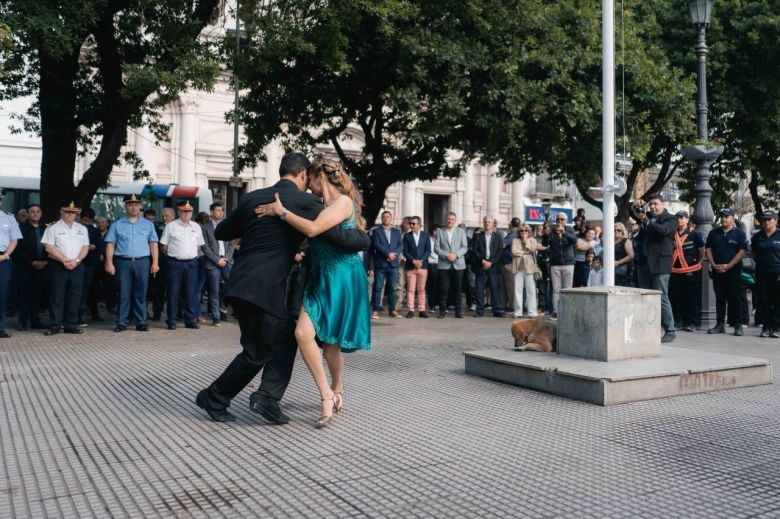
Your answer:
[525,206,573,224]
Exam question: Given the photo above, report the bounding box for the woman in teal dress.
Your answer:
[256,158,371,428]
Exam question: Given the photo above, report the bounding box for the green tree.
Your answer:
[463,0,696,223]
[0,0,220,221]
[236,0,492,224]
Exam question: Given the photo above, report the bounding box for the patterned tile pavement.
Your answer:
[1,312,779,518]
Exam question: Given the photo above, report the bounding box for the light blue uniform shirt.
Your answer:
[105,216,158,258]
[0,211,22,252]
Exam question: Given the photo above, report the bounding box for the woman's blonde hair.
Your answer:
[615,222,627,235]
[307,156,366,230]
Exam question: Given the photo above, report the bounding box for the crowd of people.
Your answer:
[1,185,779,348]
[0,189,234,337]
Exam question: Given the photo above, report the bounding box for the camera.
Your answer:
[631,199,647,214]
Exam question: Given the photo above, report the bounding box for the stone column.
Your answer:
[463,164,475,223]
[134,125,154,178]
[401,182,418,218]
[177,98,198,186]
[486,164,501,218]
[263,141,282,187]
[511,180,524,221]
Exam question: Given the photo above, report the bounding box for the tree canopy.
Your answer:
[0,0,221,221]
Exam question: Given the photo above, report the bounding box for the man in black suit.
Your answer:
[13,204,48,330]
[632,193,677,343]
[196,152,370,423]
[470,215,505,317]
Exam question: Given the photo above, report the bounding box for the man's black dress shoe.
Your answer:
[770,330,780,339]
[406,311,414,318]
[196,390,236,422]
[249,396,290,425]
[114,325,127,332]
[661,331,676,343]
[16,321,28,331]
[167,323,177,330]
[734,326,743,336]
[0,330,10,338]
[185,323,200,330]
[419,311,429,318]
[438,311,445,319]
[150,314,161,322]
[474,312,483,318]
[708,323,726,334]
[493,312,505,318]
[760,327,771,338]
[455,313,464,318]
[136,324,149,332]
[63,326,83,334]
[44,327,61,336]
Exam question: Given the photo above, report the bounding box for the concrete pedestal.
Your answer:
[465,287,773,405]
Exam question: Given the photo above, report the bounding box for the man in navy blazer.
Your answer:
[470,215,505,317]
[402,216,431,318]
[371,210,404,318]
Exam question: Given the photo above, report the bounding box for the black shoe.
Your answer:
[707,324,726,334]
[760,327,771,338]
[63,326,83,334]
[681,325,696,332]
[114,325,127,333]
[552,312,558,319]
[474,312,483,317]
[455,312,464,319]
[661,331,676,343]
[406,311,414,318]
[249,396,290,425]
[196,390,236,423]
[150,314,161,322]
[438,310,445,319]
[77,321,88,328]
[770,330,780,339]
[135,324,149,332]
[493,312,505,318]
[0,330,10,338]
[44,327,61,336]
[167,323,177,330]
[16,321,28,331]
[419,311,429,318]
[30,321,46,330]
[185,323,200,330]
[734,326,743,336]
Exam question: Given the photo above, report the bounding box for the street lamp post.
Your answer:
[681,0,722,325]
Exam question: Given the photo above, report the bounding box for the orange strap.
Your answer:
[672,232,702,274]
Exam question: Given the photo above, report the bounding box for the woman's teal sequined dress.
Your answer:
[302,209,371,352]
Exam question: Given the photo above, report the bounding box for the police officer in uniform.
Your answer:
[42,202,90,335]
[160,201,204,330]
[669,210,705,332]
[0,188,22,338]
[104,194,160,332]
[751,210,780,338]
[705,208,749,336]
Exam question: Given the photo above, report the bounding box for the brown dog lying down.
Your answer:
[511,319,557,352]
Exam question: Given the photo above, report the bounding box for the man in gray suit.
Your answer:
[202,202,235,326]
[434,211,468,318]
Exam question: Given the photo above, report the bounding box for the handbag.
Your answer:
[532,251,544,282]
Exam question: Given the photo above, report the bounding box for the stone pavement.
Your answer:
[1,313,779,518]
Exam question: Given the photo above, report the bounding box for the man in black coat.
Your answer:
[631,193,677,343]
[13,204,48,330]
[196,152,370,423]
[470,215,505,317]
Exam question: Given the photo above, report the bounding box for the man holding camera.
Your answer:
[632,194,677,343]
[706,208,748,336]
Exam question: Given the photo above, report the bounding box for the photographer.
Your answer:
[631,194,677,343]
[548,213,577,318]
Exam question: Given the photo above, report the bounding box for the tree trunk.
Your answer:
[359,169,396,226]
[75,118,131,212]
[38,52,80,223]
[748,170,763,218]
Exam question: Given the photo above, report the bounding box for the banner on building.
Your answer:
[525,206,573,224]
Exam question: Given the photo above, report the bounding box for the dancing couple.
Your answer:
[197,152,371,428]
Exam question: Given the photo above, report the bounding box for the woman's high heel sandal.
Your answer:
[333,388,344,413]
[315,395,336,429]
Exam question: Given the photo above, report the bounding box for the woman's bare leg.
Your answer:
[323,344,344,404]
[295,310,334,418]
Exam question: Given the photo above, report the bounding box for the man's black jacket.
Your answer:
[215,179,370,319]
